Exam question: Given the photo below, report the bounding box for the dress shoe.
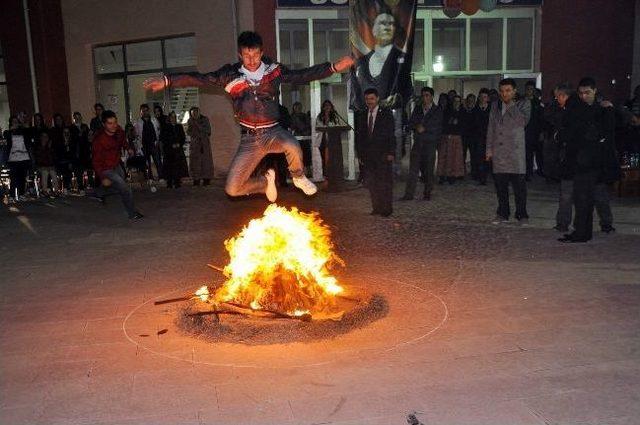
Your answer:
[558,235,588,243]
[398,195,413,201]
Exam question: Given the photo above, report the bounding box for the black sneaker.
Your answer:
[129,212,144,220]
[601,225,616,234]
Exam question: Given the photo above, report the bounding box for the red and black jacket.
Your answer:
[166,59,334,129]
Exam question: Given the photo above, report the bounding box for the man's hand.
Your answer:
[415,124,426,134]
[101,178,112,188]
[600,100,613,108]
[143,76,166,93]
[486,153,492,161]
[386,154,394,162]
[333,56,355,73]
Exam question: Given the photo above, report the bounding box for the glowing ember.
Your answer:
[214,204,344,316]
[194,286,210,302]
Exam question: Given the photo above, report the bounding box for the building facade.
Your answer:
[1,0,637,176]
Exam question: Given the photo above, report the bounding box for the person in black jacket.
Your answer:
[524,81,544,180]
[71,112,92,190]
[558,77,617,243]
[160,111,188,188]
[400,86,443,200]
[144,31,353,203]
[356,88,395,216]
[473,88,491,185]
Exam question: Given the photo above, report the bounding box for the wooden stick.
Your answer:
[207,264,225,274]
[154,296,193,305]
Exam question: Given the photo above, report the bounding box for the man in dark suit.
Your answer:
[400,86,443,201]
[558,77,617,243]
[356,88,396,217]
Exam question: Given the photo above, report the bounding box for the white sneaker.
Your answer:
[292,175,317,196]
[265,169,278,202]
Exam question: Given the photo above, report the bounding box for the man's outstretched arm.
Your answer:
[143,64,234,92]
[281,56,354,85]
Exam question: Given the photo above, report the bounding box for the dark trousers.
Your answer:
[475,142,489,183]
[365,155,393,216]
[462,135,473,175]
[143,143,163,180]
[493,173,528,220]
[404,141,437,198]
[96,165,136,217]
[525,135,543,177]
[558,178,614,231]
[8,160,31,196]
[571,171,599,241]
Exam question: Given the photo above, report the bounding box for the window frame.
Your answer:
[92,33,198,123]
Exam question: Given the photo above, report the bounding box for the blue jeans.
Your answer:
[96,165,136,217]
[225,126,304,196]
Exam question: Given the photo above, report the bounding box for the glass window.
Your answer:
[279,20,309,69]
[313,20,349,65]
[412,19,425,73]
[94,45,124,74]
[470,19,503,70]
[96,78,126,124]
[127,73,165,122]
[432,20,466,72]
[165,37,197,68]
[126,40,163,72]
[507,18,533,70]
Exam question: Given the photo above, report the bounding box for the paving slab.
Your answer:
[1,179,639,424]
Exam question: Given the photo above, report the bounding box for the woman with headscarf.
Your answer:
[187,107,213,186]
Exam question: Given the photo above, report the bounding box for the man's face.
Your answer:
[578,86,596,105]
[154,108,162,118]
[478,93,489,105]
[525,85,535,99]
[365,93,379,110]
[141,106,150,118]
[104,117,118,134]
[372,13,395,46]
[422,92,433,106]
[239,47,263,72]
[95,106,103,117]
[63,128,71,140]
[499,84,516,104]
[73,113,82,124]
[554,90,569,108]
[191,109,200,119]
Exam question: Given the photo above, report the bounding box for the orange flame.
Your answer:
[214,204,343,315]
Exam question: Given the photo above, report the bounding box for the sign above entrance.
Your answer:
[276,0,541,7]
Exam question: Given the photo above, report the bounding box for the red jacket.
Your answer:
[92,127,127,178]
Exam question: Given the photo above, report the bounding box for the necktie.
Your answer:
[368,110,374,135]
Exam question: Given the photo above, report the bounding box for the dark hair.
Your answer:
[578,77,596,89]
[318,100,338,124]
[363,87,379,97]
[153,104,163,112]
[478,88,490,96]
[525,80,536,88]
[237,31,263,50]
[101,110,117,123]
[94,103,104,110]
[73,111,81,117]
[32,112,45,127]
[189,106,199,114]
[140,103,149,110]
[554,82,573,96]
[421,86,434,96]
[499,78,517,89]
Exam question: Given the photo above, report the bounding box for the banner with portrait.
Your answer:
[349,0,418,111]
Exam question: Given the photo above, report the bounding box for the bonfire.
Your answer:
[213,204,344,317]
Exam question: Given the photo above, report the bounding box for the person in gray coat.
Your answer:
[400,86,443,201]
[486,78,531,224]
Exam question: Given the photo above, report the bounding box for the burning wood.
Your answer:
[212,205,344,319]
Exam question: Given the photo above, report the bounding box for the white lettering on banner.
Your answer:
[310,0,348,5]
